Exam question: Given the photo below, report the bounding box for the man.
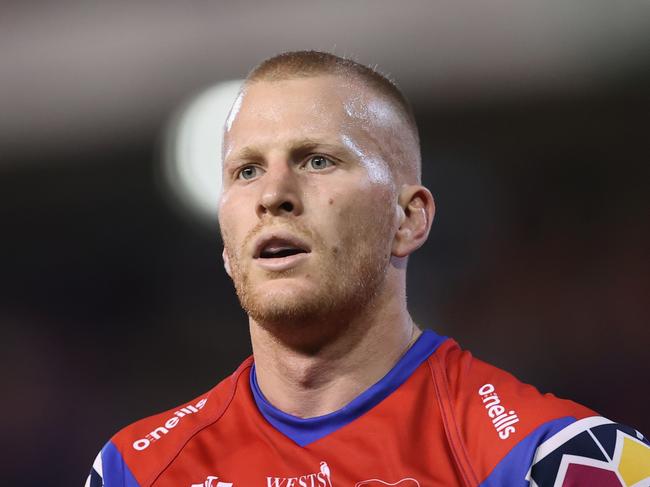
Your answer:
[86,51,650,486]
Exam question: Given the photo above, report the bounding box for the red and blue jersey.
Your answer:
[86,330,650,486]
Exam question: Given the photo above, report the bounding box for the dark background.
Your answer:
[1,3,648,486]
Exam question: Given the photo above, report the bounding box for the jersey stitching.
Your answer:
[437,352,480,486]
[426,356,468,484]
[145,358,252,486]
[427,352,479,487]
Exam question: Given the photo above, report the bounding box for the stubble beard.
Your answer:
[223,219,392,340]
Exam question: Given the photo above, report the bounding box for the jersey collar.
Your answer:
[250,329,447,446]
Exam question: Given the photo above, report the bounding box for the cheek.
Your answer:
[219,201,246,249]
[323,184,395,246]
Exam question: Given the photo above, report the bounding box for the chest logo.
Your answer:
[266,461,333,487]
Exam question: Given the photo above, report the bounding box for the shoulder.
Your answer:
[428,339,650,486]
[429,338,596,436]
[86,357,253,487]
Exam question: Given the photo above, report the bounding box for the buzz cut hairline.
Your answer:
[244,50,420,149]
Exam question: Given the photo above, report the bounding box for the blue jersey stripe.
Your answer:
[250,329,447,446]
[478,416,577,487]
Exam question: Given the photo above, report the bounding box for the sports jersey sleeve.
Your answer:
[84,440,140,487]
[83,358,250,487]
[430,339,650,486]
[83,394,217,487]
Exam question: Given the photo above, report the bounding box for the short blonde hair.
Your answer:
[246,50,420,160]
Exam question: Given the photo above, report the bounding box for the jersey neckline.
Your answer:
[249,329,447,447]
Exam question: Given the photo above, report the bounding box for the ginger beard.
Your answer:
[220,194,396,333]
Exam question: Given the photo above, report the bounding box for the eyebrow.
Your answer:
[226,138,352,166]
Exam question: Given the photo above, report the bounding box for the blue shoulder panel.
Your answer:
[250,329,447,446]
[478,416,576,487]
[101,441,141,487]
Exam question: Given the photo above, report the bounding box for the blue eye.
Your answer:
[238,166,259,180]
[308,156,333,170]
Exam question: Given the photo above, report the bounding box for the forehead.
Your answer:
[223,75,401,155]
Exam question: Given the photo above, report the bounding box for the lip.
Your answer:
[252,231,312,271]
[253,231,311,258]
[254,251,310,271]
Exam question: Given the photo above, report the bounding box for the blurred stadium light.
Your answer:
[163,80,243,222]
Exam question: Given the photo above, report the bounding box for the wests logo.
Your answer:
[266,461,333,487]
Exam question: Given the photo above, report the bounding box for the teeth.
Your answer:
[266,246,293,253]
[260,246,304,258]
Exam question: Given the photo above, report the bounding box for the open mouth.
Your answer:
[260,246,308,259]
[254,236,311,260]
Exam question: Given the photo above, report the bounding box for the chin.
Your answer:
[244,283,326,324]
[232,251,389,328]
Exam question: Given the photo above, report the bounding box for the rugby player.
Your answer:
[86,51,650,487]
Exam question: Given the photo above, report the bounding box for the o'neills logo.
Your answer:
[267,461,333,487]
[478,384,519,440]
[132,398,207,451]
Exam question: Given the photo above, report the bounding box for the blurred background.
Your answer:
[1,1,648,485]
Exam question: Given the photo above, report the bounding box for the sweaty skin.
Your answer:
[219,74,435,418]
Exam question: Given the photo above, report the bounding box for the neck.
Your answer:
[249,274,420,418]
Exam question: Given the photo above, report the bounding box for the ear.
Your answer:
[222,248,233,278]
[391,185,435,258]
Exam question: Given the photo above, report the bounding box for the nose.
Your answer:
[256,162,303,218]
